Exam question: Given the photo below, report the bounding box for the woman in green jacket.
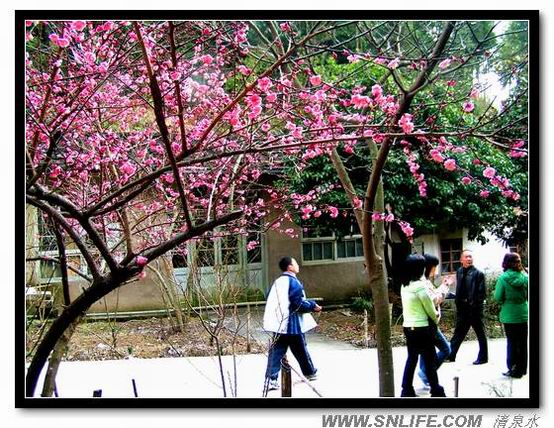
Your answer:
[494,253,528,378]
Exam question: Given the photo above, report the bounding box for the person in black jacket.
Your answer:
[446,249,488,364]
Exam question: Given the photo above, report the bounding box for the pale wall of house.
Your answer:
[265,219,366,303]
[65,257,176,313]
[416,228,509,276]
[26,205,40,286]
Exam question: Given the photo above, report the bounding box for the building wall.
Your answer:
[415,228,509,275]
[265,219,367,303]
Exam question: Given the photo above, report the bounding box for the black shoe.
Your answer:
[509,372,523,378]
[400,389,417,397]
[473,359,488,365]
[502,371,513,377]
[430,386,446,397]
[445,357,455,363]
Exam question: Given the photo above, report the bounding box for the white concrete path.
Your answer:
[34,338,528,399]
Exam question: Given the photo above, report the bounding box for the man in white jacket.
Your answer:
[263,256,322,391]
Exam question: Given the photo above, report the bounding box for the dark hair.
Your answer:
[423,253,440,279]
[403,254,426,284]
[502,252,522,272]
[279,256,293,272]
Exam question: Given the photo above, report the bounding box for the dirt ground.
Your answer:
[26,308,505,362]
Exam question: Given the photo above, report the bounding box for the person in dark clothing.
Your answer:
[494,252,528,378]
[446,250,488,364]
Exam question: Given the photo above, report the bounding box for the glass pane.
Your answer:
[323,242,333,259]
[355,238,363,257]
[346,240,355,257]
[452,261,461,271]
[441,251,451,262]
[313,243,323,260]
[452,239,463,250]
[40,260,61,279]
[195,240,215,267]
[172,253,188,268]
[246,233,262,263]
[441,262,451,273]
[303,244,313,261]
[451,251,461,262]
[221,235,239,265]
[337,241,345,258]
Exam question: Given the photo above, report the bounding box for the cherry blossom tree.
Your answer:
[25,19,529,398]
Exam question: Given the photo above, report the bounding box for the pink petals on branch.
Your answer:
[136,256,148,267]
[309,75,322,86]
[328,206,339,218]
[49,33,70,48]
[398,113,414,134]
[443,158,457,171]
[483,167,496,179]
[438,58,452,70]
[462,101,475,113]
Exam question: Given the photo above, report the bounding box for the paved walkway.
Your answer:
[35,311,529,399]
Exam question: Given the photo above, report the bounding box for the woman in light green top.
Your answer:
[400,254,446,397]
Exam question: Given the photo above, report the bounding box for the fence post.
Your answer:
[281,356,292,397]
[453,376,459,397]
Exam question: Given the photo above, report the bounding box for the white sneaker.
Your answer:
[267,379,279,390]
[306,372,318,381]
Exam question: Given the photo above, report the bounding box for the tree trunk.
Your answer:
[40,316,82,397]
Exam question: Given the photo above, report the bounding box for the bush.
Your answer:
[351,293,374,315]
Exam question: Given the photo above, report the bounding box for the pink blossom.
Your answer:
[170,71,181,81]
[237,65,251,76]
[257,77,273,92]
[138,271,147,280]
[120,161,136,176]
[462,101,475,113]
[136,256,148,266]
[398,113,414,134]
[400,222,414,238]
[98,62,109,74]
[309,75,322,86]
[301,205,314,219]
[469,87,479,99]
[385,213,395,222]
[461,176,472,185]
[483,167,496,179]
[388,57,400,69]
[72,21,86,31]
[372,212,383,221]
[313,210,322,218]
[438,58,451,69]
[57,37,70,48]
[430,149,444,163]
[279,22,291,32]
[266,92,277,103]
[479,190,490,198]
[371,84,383,98]
[49,33,59,44]
[353,198,363,210]
[201,55,214,65]
[328,206,339,218]
[443,158,457,171]
[246,240,259,251]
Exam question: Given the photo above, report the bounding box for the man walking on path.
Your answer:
[263,256,322,391]
[447,249,488,364]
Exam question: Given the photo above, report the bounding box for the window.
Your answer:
[440,238,463,273]
[301,225,364,263]
[37,213,86,283]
